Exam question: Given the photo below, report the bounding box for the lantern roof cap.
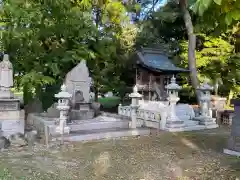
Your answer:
[197,81,213,91]
[129,84,142,98]
[55,84,72,98]
[165,75,182,90]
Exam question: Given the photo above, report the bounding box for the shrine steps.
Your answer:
[56,127,151,142]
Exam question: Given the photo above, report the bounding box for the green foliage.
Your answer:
[193,0,240,25]
[1,0,137,105]
[98,96,121,108]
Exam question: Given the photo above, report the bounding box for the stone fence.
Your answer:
[118,105,162,128]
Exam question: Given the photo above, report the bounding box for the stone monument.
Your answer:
[0,54,13,98]
[65,60,94,120]
[223,99,240,156]
[0,54,24,137]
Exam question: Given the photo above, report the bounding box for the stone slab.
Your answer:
[0,99,20,111]
[231,114,240,137]
[163,123,219,132]
[69,119,129,132]
[223,149,240,157]
[58,128,151,142]
[70,110,94,120]
[0,111,21,120]
[1,119,24,137]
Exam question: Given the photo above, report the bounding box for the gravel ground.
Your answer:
[0,126,239,180]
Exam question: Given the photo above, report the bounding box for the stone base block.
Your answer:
[223,148,240,157]
[59,128,151,142]
[0,110,21,120]
[193,116,218,126]
[70,110,95,120]
[0,91,13,99]
[163,123,218,132]
[1,119,24,137]
[165,121,185,128]
[0,99,20,111]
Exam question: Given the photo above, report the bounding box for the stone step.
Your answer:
[68,119,129,132]
[184,120,199,126]
[57,128,150,142]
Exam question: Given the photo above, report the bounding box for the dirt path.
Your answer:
[0,127,239,180]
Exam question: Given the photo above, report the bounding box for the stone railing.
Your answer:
[118,105,132,117]
[118,105,161,127]
[137,109,160,122]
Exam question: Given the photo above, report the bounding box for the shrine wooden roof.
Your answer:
[136,48,189,73]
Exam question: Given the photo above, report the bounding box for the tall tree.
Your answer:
[73,0,135,100]
[0,0,95,108]
[178,0,200,102]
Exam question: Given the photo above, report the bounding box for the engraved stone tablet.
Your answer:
[231,117,240,137]
[225,99,240,155]
[1,119,24,136]
[0,99,20,111]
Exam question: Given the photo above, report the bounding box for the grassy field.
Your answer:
[0,127,239,180]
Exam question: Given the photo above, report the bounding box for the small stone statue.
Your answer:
[0,54,13,91]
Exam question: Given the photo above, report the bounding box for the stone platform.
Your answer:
[27,113,150,142]
[163,124,218,132]
[223,149,240,157]
[58,128,150,142]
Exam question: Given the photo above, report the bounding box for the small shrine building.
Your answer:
[133,48,188,101]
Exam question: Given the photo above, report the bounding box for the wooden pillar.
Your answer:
[149,74,152,101]
[159,75,164,100]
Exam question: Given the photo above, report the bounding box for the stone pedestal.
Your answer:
[224,99,240,156]
[0,99,24,137]
[70,102,95,120]
[0,90,13,99]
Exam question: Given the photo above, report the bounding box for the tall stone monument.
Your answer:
[224,99,240,156]
[0,54,24,137]
[0,54,13,98]
[65,60,94,120]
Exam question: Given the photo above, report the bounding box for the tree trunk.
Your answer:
[180,0,200,104]
[227,89,234,107]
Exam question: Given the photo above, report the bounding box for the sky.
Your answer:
[139,0,168,20]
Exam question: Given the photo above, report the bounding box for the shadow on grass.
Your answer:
[168,128,240,176]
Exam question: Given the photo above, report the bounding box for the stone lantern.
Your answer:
[194,81,218,128]
[198,81,213,117]
[55,84,72,135]
[165,76,185,129]
[129,85,142,129]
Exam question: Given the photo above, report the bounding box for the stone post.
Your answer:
[193,81,218,128]
[129,85,142,129]
[118,103,122,115]
[55,84,72,136]
[165,76,185,129]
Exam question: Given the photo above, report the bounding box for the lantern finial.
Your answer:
[61,84,67,92]
[133,84,138,93]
